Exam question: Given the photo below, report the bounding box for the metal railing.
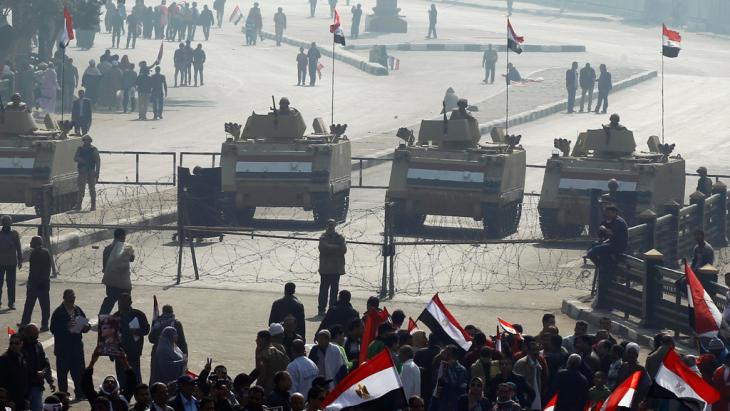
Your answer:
[97,150,177,186]
[179,151,220,168]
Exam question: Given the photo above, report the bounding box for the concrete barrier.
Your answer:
[260,31,389,76]
[345,43,586,53]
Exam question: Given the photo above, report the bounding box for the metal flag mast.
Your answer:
[331,36,335,126]
[505,19,510,136]
[661,24,665,144]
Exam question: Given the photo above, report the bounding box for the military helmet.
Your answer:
[697,166,708,174]
[82,135,93,142]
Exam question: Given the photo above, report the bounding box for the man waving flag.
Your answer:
[59,7,75,49]
[507,19,523,54]
[417,294,472,351]
[662,24,681,58]
[684,261,722,337]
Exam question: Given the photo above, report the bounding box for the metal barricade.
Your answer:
[179,152,220,168]
[97,151,177,185]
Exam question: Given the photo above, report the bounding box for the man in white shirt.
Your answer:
[287,339,320,395]
[398,345,421,399]
[308,330,346,389]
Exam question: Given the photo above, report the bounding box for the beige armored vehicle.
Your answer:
[538,121,685,238]
[220,102,351,226]
[0,108,81,214]
[386,115,526,237]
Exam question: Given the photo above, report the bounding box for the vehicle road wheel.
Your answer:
[313,196,333,227]
[334,190,350,223]
[391,200,425,234]
[482,204,504,238]
[538,208,583,239]
[236,207,256,226]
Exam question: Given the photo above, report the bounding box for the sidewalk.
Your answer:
[429,0,618,22]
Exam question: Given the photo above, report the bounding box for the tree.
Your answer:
[0,0,63,63]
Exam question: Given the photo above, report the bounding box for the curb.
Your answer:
[345,43,586,53]
[561,298,656,348]
[260,31,388,76]
[477,69,657,135]
[428,0,614,22]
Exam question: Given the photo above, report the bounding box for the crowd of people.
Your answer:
[565,61,613,114]
[0,220,728,411]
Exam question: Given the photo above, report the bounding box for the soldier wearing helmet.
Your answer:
[603,113,626,131]
[696,167,712,197]
[73,135,101,211]
[449,98,473,120]
[278,97,297,115]
[5,93,27,111]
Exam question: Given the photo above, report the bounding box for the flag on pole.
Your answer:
[359,307,390,364]
[685,261,722,337]
[186,370,199,379]
[152,295,160,323]
[417,294,472,351]
[322,349,407,411]
[599,371,642,411]
[229,5,243,25]
[407,317,418,333]
[330,9,346,46]
[662,24,682,58]
[317,62,325,79]
[494,326,502,354]
[7,327,15,336]
[58,6,75,49]
[543,393,558,411]
[507,19,523,54]
[498,318,518,335]
[154,42,164,65]
[654,347,720,408]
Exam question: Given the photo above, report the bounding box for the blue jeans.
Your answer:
[99,285,129,315]
[57,347,85,398]
[28,385,44,411]
[151,93,164,119]
[0,264,16,306]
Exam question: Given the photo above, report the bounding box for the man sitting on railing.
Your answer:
[586,205,628,274]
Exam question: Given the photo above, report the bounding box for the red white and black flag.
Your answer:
[599,371,642,411]
[230,5,243,25]
[685,261,722,337]
[654,347,719,409]
[330,9,346,46]
[498,317,518,335]
[359,307,390,364]
[58,7,75,49]
[507,19,523,54]
[322,349,407,411]
[662,24,681,58]
[155,42,164,65]
[417,294,472,351]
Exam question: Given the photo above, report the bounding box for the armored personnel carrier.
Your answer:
[0,108,81,214]
[385,115,526,238]
[538,120,685,238]
[220,101,351,226]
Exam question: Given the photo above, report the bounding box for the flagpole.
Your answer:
[331,38,335,126]
[61,46,66,121]
[661,26,665,144]
[505,20,509,136]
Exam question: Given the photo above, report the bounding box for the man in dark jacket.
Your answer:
[72,89,93,135]
[307,42,321,87]
[269,282,306,340]
[174,43,186,87]
[120,64,137,113]
[168,375,200,411]
[350,4,362,39]
[273,7,286,46]
[565,61,578,113]
[0,334,29,409]
[265,371,292,411]
[50,289,90,400]
[19,237,52,330]
[548,354,590,410]
[0,215,22,310]
[414,333,442,410]
[579,63,596,112]
[317,219,347,317]
[486,358,534,408]
[586,205,627,275]
[22,324,55,410]
[149,304,188,355]
[317,290,359,334]
[113,293,150,387]
[594,64,612,114]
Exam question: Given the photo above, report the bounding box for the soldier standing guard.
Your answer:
[74,135,101,211]
[696,167,713,197]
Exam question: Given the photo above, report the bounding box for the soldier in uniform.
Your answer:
[5,93,28,111]
[696,167,713,197]
[278,97,297,115]
[74,135,101,211]
[603,113,626,131]
[449,98,473,120]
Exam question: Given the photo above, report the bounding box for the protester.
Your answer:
[168,375,199,410]
[22,324,55,410]
[0,334,29,410]
[586,205,628,274]
[174,43,187,86]
[579,62,596,112]
[18,236,52,331]
[199,4,214,40]
[317,290,359,334]
[100,228,135,314]
[427,4,437,39]
[136,63,153,119]
[255,330,289,394]
[307,43,321,87]
[296,47,308,86]
[594,64,612,114]
[351,4,362,39]
[399,345,421,400]
[72,89,93,135]
[482,44,498,84]
[121,63,137,113]
[308,330,346,389]
[149,327,187,386]
[317,219,347,317]
[38,63,60,115]
[192,43,206,86]
[113,293,150,386]
[487,358,534,408]
[565,61,578,113]
[50,289,90,401]
[150,66,168,120]
[0,216,22,311]
[245,3,263,46]
[269,282,306,340]
[273,7,287,46]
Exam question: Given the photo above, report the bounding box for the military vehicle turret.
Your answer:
[220,100,351,226]
[0,107,82,214]
[538,117,685,238]
[385,112,526,238]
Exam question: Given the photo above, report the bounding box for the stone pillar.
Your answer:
[712,180,728,247]
[641,249,664,328]
[638,209,657,253]
[662,200,681,268]
[698,263,720,300]
[689,190,707,233]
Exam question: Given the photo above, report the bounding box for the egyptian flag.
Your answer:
[417,294,472,351]
[407,317,418,333]
[507,19,523,54]
[58,7,74,49]
[154,42,164,65]
[662,24,681,58]
[685,261,722,337]
[359,307,390,364]
[323,349,407,411]
[7,327,15,336]
[498,318,518,335]
[543,393,557,411]
[599,371,642,411]
[330,9,346,46]
[229,5,243,25]
[186,369,199,379]
[654,347,720,409]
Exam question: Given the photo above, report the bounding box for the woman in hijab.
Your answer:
[38,62,60,114]
[82,60,103,107]
[83,346,137,411]
[99,60,123,110]
[150,326,187,386]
